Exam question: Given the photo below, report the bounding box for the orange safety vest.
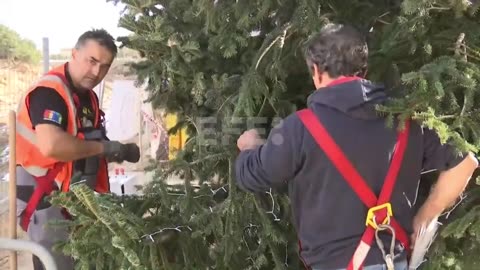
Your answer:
[16,64,110,230]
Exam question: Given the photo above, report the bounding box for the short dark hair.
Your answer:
[75,29,118,57]
[304,24,368,78]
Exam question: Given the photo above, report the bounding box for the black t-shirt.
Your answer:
[28,88,98,130]
[27,65,98,130]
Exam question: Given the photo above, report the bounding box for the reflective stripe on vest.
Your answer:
[20,166,62,190]
[16,74,79,177]
[22,166,48,177]
[17,74,78,133]
[16,119,37,144]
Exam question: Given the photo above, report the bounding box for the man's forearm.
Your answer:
[235,149,271,192]
[39,131,104,162]
[419,153,478,217]
[235,147,292,192]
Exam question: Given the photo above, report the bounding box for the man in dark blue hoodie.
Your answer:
[235,23,478,270]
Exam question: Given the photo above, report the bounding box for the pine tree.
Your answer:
[49,0,480,269]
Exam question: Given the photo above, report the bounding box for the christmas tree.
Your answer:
[49,0,480,269]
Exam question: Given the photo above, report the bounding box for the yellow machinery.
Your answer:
[165,113,188,160]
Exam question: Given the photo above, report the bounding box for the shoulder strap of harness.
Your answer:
[296,108,410,270]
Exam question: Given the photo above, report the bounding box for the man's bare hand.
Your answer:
[410,204,441,247]
[411,153,478,247]
[237,129,265,151]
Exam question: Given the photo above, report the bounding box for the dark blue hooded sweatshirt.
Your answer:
[235,78,465,269]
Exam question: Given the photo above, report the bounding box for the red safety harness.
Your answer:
[20,163,66,231]
[297,109,411,270]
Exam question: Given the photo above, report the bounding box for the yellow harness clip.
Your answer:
[366,202,393,230]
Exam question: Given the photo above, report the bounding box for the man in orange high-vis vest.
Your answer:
[16,29,140,270]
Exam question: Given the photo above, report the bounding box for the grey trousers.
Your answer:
[313,259,408,270]
[16,166,74,270]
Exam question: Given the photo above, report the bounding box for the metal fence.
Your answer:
[0,64,40,269]
[0,125,33,270]
[0,67,41,124]
[0,180,13,270]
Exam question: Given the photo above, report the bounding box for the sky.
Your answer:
[0,0,131,54]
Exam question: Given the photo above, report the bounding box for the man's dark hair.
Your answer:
[304,23,368,78]
[75,29,118,57]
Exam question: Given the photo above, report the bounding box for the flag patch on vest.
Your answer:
[43,110,62,124]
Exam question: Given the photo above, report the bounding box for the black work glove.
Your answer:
[122,143,140,163]
[102,141,140,163]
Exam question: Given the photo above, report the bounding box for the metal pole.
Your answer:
[43,37,49,74]
[0,238,57,270]
[138,91,143,169]
[98,80,105,109]
[8,110,17,270]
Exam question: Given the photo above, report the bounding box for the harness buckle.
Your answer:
[366,202,393,230]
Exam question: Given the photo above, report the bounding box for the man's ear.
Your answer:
[313,64,322,84]
[71,48,78,60]
[356,67,368,78]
